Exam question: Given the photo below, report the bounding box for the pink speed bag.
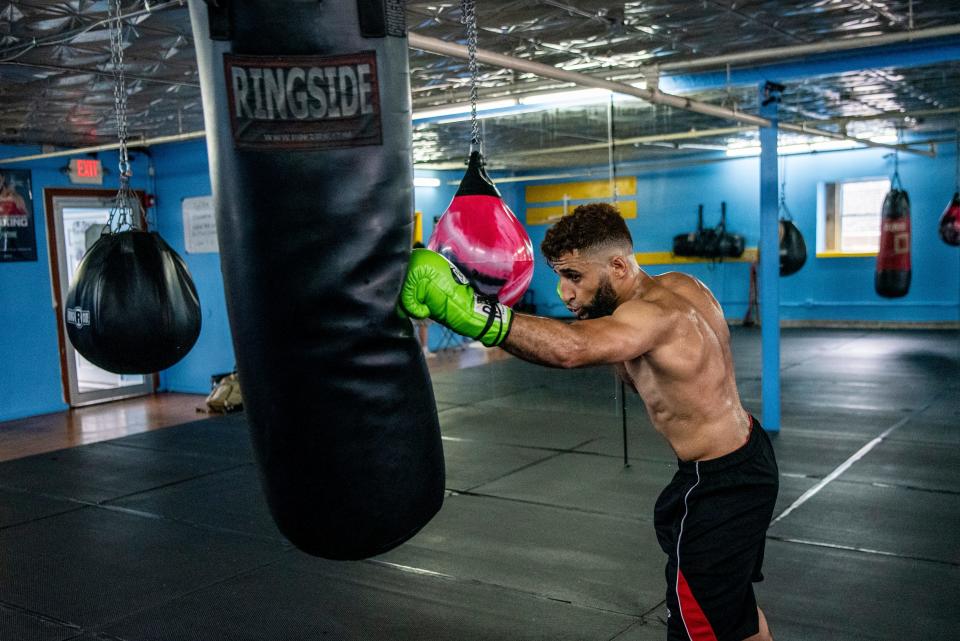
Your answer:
[428,151,534,307]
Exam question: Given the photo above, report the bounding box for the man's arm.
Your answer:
[399,249,675,367]
[502,302,674,369]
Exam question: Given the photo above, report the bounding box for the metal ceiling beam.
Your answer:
[0,130,205,165]
[407,32,935,157]
[801,106,960,127]
[412,25,960,108]
[418,134,954,175]
[1,61,200,89]
[653,24,960,72]
[497,126,750,159]
[659,38,960,94]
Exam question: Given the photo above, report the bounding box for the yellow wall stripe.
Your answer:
[814,251,877,258]
[526,177,636,203]
[527,200,637,226]
[635,247,758,265]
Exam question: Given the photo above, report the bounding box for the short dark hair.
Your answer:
[540,202,633,263]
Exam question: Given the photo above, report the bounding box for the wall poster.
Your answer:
[0,169,36,262]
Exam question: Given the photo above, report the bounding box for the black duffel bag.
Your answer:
[673,203,744,259]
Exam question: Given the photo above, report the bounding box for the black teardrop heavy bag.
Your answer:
[778,219,807,276]
[939,192,960,247]
[187,0,444,559]
[65,231,201,374]
[875,189,912,298]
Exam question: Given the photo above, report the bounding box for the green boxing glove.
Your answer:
[401,248,513,347]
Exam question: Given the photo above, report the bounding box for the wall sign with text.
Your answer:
[182,195,219,254]
[0,169,36,263]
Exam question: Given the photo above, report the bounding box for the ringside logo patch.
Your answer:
[223,52,381,150]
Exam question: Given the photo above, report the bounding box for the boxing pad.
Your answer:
[939,192,960,247]
[778,219,806,276]
[428,151,534,307]
[875,189,912,298]
[188,0,444,559]
[65,231,200,374]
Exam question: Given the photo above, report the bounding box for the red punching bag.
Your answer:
[875,188,911,298]
[428,151,534,306]
[939,192,960,247]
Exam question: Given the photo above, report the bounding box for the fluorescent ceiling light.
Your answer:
[518,88,612,106]
[725,146,761,157]
[810,140,858,152]
[726,138,867,157]
[413,87,644,125]
[413,176,441,188]
[412,99,517,121]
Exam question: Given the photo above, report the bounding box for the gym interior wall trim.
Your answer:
[528,200,637,225]
[635,248,759,265]
[525,176,637,203]
[516,144,960,324]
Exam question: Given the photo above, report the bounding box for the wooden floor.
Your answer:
[0,346,512,463]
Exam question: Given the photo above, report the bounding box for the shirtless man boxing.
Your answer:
[400,202,779,641]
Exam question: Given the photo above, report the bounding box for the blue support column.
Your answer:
[758,82,782,432]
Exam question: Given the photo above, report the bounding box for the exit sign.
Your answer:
[68,158,103,185]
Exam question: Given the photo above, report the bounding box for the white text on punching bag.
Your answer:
[231,64,374,121]
[882,220,910,254]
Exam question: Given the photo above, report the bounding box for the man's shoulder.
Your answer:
[654,271,715,302]
[654,270,704,289]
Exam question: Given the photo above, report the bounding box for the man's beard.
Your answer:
[580,275,619,319]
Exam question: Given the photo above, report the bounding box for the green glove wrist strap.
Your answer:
[474,295,513,347]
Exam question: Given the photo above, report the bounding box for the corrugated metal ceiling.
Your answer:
[0,1,958,169]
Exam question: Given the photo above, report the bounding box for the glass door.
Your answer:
[48,192,154,406]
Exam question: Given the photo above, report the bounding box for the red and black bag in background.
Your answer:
[939,192,960,247]
[875,188,912,298]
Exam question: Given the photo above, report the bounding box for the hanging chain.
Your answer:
[461,0,481,152]
[891,127,903,190]
[778,156,791,219]
[106,0,145,232]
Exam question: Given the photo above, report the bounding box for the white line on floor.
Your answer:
[771,414,912,525]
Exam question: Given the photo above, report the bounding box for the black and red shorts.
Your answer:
[654,417,779,641]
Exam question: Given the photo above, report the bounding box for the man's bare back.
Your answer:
[615,271,751,462]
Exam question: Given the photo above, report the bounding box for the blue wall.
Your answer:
[149,140,235,395]
[517,145,960,323]
[0,146,152,421]
[2,138,958,421]
[0,138,465,419]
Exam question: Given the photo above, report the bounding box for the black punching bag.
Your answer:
[188,0,444,559]
[65,231,201,374]
[778,219,806,276]
[875,189,912,298]
[939,192,960,247]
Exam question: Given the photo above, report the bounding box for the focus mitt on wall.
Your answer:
[188,0,444,560]
[65,230,201,374]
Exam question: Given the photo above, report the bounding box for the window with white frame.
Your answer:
[821,178,889,254]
